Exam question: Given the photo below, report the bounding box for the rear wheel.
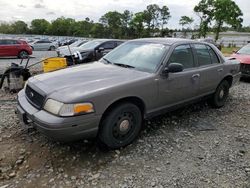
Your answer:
[18,50,29,59]
[210,80,230,108]
[98,103,142,149]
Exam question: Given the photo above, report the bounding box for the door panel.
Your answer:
[0,40,8,56]
[198,64,223,94]
[158,44,200,108]
[193,44,223,94]
[158,69,200,107]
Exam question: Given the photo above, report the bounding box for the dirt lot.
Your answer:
[0,53,250,187]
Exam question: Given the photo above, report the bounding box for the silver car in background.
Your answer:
[29,40,59,51]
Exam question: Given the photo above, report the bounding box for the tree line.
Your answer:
[0,0,246,40]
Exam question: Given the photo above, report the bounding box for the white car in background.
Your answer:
[29,40,59,51]
[56,40,88,56]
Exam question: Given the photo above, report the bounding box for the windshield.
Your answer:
[102,42,169,73]
[79,40,103,49]
[70,40,86,47]
[237,44,250,55]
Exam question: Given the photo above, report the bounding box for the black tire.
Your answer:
[18,50,29,59]
[49,46,56,51]
[210,80,230,108]
[98,103,142,149]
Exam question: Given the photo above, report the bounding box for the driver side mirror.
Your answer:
[162,63,183,75]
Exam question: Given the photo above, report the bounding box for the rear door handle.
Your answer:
[217,68,223,72]
[192,74,200,79]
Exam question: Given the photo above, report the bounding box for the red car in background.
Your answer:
[231,44,250,78]
[0,39,32,59]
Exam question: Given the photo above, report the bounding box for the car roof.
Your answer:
[0,39,18,41]
[131,38,196,45]
[91,39,125,42]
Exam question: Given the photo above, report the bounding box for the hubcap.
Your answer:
[112,112,135,141]
[119,119,130,133]
[219,89,224,99]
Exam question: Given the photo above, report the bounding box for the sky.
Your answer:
[0,0,249,29]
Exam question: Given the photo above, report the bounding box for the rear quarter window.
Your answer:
[207,46,220,64]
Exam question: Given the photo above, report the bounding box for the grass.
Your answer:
[221,47,240,56]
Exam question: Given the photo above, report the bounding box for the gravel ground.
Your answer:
[0,53,250,187]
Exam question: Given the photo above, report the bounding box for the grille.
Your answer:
[240,63,250,74]
[25,85,45,109]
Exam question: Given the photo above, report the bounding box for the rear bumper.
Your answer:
[241,73,250,78]
[17,90,101,142]
[232,72,241,86]
[240,64,250,78]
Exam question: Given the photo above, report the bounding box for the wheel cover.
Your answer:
[217,85,227,102]
[112,112,135,141]
[20,51,27,57]
[219,89,224,99]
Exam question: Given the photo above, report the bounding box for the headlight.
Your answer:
[43,99,94,116]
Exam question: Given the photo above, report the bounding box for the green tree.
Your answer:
[11,21,28,34]
[0,23,13,34]
[179,16,194,38]
[194,0,214,38]
[159,6,171,36]
[100,11,123,38]
[130,12,145,38]
[179,16,194,28]
[50,17,76,36]
[74,20,93,37]
[121,10,133,38]
[143,4,161,36]
[90,23,107,38]
[213,0,243,40]
[31,19,50,34]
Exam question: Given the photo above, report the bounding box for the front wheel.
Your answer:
[98,103,142,149]
[210,80,230,108]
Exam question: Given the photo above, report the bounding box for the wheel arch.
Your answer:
[221,75,233,87]
[99,96,146,126]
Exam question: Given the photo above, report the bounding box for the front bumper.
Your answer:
[17,90,101,142]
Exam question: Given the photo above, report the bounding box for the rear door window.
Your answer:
[6,40,18,45]
[194,44,212,66]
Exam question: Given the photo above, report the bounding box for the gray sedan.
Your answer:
[29,40,58,51]
[17,38,241,149]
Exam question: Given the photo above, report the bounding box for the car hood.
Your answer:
[29,62,151,102]
[231,53,250,64]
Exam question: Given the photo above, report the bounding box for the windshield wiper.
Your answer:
[113,63,135,69]
[102,58,113,64]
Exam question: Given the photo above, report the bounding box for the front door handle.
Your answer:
[217,68,223,72]
[192,74,200,79]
